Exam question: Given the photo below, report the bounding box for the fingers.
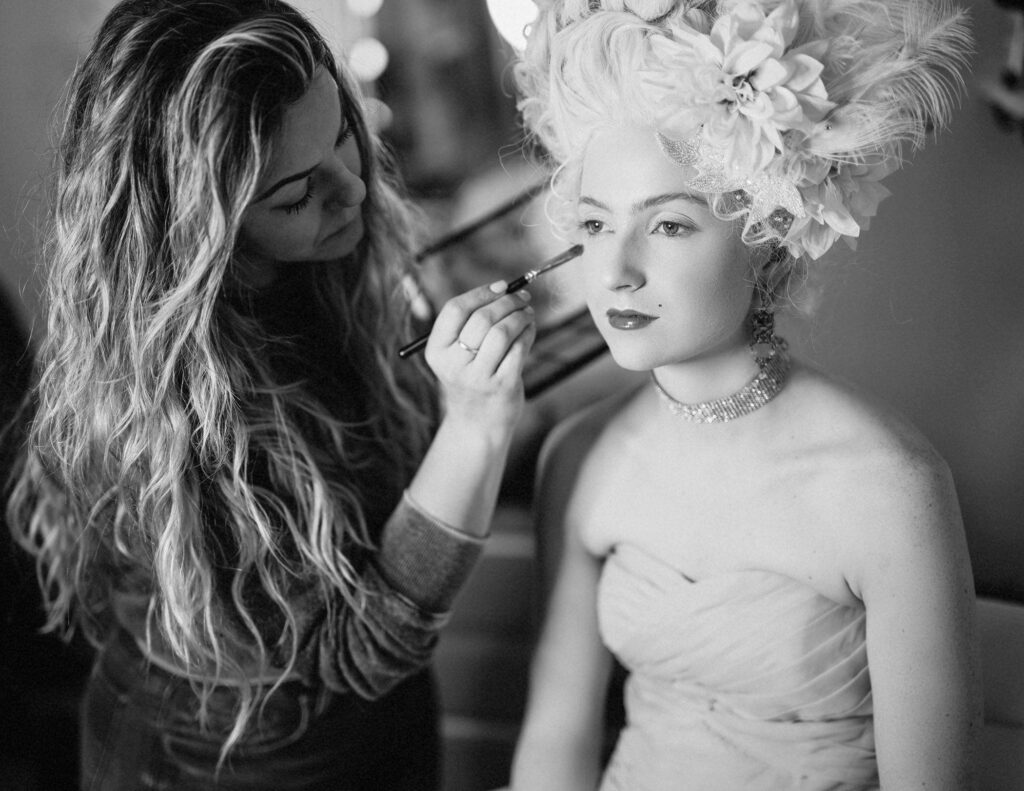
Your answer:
[456,291,532,354]
[472,302,536,377]
[423,282,536,430]
[493,318,537,381]
[423,280,535,385]
[428,280,528,351]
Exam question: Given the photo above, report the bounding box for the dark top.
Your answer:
[113,267,484,698]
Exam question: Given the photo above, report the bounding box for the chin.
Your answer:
[602,340,663,372]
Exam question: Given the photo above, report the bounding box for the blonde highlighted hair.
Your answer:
[7,0,434,755]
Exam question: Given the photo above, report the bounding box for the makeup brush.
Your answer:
[398,243,584,360]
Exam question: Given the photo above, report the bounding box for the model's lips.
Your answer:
[606,308,658,330]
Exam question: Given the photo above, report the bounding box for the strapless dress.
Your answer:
[597,543,877,790]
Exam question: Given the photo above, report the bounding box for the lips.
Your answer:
[606,308,658,330]
[329,209,361,239]
[324,212,364,249]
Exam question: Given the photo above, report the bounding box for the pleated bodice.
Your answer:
[597,542,878,791]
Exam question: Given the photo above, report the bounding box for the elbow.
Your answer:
[320,612,440,699]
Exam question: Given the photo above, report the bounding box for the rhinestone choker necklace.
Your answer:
[651,349,791,424]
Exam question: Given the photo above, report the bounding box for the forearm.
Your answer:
[509,629,611,791]
[307,492,488,696]
[406,413,514,538]
[510,726,603,791]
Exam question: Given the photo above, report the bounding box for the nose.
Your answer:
[599,231,645,292]
[324,154,366,212]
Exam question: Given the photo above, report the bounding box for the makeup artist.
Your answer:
[5,1,534,789]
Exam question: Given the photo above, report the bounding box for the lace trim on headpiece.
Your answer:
[656,132,801,238]
[640,0,971,259]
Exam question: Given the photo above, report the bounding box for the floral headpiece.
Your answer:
[522,0,972,260]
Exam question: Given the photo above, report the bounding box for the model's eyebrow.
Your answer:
[579,191,708,213]
[254,166,315,203]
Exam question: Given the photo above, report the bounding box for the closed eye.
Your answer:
[280,117,354,215]
[284,183,314,215]
[336,121,354,148]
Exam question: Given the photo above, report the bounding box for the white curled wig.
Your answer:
[515,0,971,292]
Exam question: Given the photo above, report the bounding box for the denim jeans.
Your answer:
[80,629,441,790]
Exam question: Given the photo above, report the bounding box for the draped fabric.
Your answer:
[597,543,878,791]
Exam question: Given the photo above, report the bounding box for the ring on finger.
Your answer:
[457,339,480,355]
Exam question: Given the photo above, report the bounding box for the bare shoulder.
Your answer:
[786,362,953,482]
[532,384,645,580]
[781,363,965,594]
[535,384,643,538]
[537,383,643,488]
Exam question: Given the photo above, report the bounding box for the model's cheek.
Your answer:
[684,274,754,347]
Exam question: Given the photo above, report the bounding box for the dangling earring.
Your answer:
[750,248,789,370]
[749,304,778,370]
[750,276,787,371]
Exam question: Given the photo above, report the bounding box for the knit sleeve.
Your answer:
[303,490,486,698]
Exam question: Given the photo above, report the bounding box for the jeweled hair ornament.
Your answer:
[520,0,972,260]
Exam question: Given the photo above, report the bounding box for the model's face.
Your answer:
[239,67,366,284]
[574,124,754,371]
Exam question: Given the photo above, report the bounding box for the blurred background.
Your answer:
[1,1,1023,789]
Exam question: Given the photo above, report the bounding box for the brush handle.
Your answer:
[397,334,429,359]
[397,244,583,360]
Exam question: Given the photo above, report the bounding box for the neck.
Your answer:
[652,343,759,405]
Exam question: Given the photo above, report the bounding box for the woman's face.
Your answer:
[574,124,754,371]
[239,67,366,285]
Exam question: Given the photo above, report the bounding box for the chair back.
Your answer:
[977,596,1024,790]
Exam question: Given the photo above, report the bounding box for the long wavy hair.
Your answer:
[7,0,435,752]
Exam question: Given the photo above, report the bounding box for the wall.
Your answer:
[779,1,1024,600]
[0,2,1022,605]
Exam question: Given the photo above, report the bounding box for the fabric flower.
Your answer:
[648,0,832,177]
[790,161,892,258]
[836,161,893,231]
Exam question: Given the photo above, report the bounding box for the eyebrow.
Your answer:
[254,166,316,203]
[579,191,708,213]
[252,107,353,204]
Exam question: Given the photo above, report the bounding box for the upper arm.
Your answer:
[852,453,982,789]
[511,415,614,790]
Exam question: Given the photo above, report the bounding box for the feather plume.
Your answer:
[811,0,972,157]
[882,2,972,132]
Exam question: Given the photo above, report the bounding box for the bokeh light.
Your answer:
[363,97,394,132]
[348,37,389,83]
[346,0,383,18]
[486,0,536,52]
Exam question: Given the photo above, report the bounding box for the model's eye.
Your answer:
[579,219,605,235]
[654,220,693,237]
[283,184,314,215]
